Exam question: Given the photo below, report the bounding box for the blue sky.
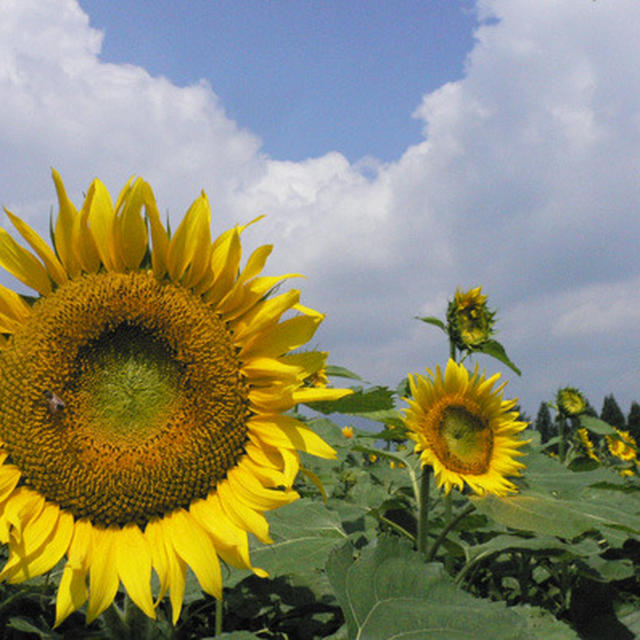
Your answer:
[79,1,477,162]
[1,0,639,418]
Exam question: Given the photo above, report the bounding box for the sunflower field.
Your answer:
[0,174,638,639]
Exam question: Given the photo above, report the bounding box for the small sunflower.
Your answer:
[403,359,528,496]
[0,171,350,626]
[446,286,495,350]
[556,387,587,417]
[606,428,637,462]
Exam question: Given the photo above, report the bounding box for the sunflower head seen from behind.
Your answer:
[403,359,529,496]
[0,170,350,626]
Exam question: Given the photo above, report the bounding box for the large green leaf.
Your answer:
[326,537,577,640]
[579,415,617,436]
[470,489,640,542]
[224,499,348,589]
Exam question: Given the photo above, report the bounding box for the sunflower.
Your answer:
[606,428,637,462]
[446,286,495,350]
[556,387,587,417]
[0,171,351,626]
[403,359,528,496]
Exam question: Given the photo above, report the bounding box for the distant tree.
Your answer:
[535,402,553,444]
[600,394,626,428]
[627,401,640,441]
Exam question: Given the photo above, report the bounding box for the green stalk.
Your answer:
[416,467,431,555]
[215,596,223,636]
[557,416,567,463]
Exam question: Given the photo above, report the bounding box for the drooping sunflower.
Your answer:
[556,387,587,417]
[403,359,529,496]
[0,171,351,626]
[446,286,496,351]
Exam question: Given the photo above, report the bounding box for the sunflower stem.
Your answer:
[443,492,454,571]
[416,467,431,555]
[557,415,567,463]
[427,502,475,563]
[215,596,223,636]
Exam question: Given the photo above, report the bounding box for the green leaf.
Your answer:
[325,365,363,381]
[475,339,522,376]
[470,489,640,541]
[326,536,546,640]
[415,315,447,331]
[225,499,349,589]
[579,415,618,436]
[306,386,395,415]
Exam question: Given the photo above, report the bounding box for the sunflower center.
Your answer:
[0,271,249,527]
[72,325,183,444]
[433,403,493,474]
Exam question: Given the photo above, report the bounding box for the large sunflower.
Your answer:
[403,359,528,496]
[0,171,350,626]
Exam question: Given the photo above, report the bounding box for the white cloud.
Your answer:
[1,0,639,414]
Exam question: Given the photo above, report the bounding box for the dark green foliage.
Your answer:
[601,394,626,429]
[535,402,554,444]
[627,401,640,441]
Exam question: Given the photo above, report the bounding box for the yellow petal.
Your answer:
[165,510,222,599]
[232,290,301,342]
[0,465,20,505]
[238,244,272,282]
[242,356,305,383]
[292,387,353,404]
[5,508,73,584]
[72,184,101,274]
[0,227,51,295]
[0,487,45,543]
[86,179,117,270]
[114,179,148,270]
[142,183,169,279]
[218,273,302,320]
[146,517,188,624]
[206,227,242,303]
[52,168,81,277]
[249,414,337,459]
[86,527,120,623]
[116,524,155,619]
[167,192,211,283]
[55,564,89,627]
[217,482,272,544]
[144,519,169,603]
[55,518,92,626]
[240,313,323,360]
[4,208,67,286]
[227,462,298,510]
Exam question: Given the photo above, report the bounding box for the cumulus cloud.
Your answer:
[1,0,639,413]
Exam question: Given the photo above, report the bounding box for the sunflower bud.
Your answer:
[446,286,496,351]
